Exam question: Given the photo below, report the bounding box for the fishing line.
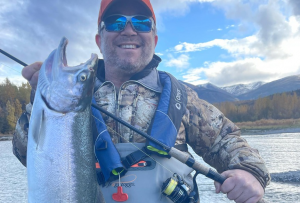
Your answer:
[92,115,175,175]
[0,62,22,74]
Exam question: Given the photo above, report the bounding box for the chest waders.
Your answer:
[92,72,200,203]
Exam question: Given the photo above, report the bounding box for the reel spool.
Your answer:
[161,174,191,203]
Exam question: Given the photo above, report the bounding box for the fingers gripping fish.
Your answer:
[27,37,99,203]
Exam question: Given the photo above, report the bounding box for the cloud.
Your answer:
[171,0,300,86]
[0,0,214,68]
[151,0,214,14]
[255,3,292,47]
[226,25,235,29]
[165,54,190,69]
[185,58,274,86]
[175,1,300,58]
[174,37,263,57]
[0,75,27,86]
[0,0,100,67]
[0,63,26,86]
[155,52,164,56]
[289,0,300,15]
[182,68,208,85]
[183,54,300,86]
[150,0,214,30]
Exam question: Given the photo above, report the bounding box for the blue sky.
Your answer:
[1,0,300,87]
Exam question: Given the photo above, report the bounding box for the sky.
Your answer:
[0,0,300,87]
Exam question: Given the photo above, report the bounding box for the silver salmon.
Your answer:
[27,37,98,203]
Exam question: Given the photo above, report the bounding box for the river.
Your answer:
[0,133,299,203]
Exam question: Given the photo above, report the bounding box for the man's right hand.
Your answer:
[22,62,43,89]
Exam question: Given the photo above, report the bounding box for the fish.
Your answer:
[27,37,99,203]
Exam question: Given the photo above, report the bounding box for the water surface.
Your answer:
[0,133,299,202]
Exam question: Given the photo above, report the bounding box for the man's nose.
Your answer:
[121,22,137,36]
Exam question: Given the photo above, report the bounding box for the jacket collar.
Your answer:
[96,54,163,93]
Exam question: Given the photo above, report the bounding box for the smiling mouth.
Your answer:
[118,44,140,49]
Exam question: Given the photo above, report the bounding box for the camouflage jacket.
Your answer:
[13,55,270,188]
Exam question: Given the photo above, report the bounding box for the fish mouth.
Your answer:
[59,37,98,72]
[62,39,68,67]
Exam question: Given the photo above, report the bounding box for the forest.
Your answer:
[0,78,31,134]
[214,90,300,122]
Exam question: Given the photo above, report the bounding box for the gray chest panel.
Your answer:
[100,143,194,203]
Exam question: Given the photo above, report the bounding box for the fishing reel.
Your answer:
[161,173,196,203]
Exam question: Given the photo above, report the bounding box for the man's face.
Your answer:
[96,0,158,75]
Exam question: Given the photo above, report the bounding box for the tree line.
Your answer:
[0,78,31,134]
[214,90,300,122]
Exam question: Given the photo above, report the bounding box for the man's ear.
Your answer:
[155,35,158,47]
[95,34,102,53]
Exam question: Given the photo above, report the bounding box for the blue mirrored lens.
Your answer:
[105,16,126,31]
[131,16,152,32]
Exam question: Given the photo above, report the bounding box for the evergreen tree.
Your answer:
[14,99,23,119]
[1,116,9,134]
[17,82,31,109]
[6,100,15,131]
[0,107,3,133]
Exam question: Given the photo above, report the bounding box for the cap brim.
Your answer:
[101,0,153,21]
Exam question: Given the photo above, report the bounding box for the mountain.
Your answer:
[221,82,265,96]
[238,75,300,100]
[181,74,300,104]
[181,82,238,103]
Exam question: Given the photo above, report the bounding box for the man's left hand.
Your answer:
[214,169,264,203]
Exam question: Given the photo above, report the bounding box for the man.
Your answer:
[13,0,270,202]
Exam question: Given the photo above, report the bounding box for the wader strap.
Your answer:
[95,164,128,186]
[122,144,188,169]
[122,147,150,169]
[174,144,188,152]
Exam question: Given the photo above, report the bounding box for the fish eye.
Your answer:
[79,74,87,81]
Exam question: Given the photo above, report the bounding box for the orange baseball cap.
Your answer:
[98,0,156,25]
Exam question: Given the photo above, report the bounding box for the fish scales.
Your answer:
[27,37,99,203]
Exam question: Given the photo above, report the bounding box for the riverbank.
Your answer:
[241,127,300,135]
[236,118,300,135]
[0,134,13,141]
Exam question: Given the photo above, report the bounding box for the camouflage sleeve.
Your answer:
[183,85,270,188]
[12,103,32,167]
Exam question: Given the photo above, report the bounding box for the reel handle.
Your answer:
[168,147,227,184]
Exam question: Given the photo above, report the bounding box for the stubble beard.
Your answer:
[101,35,154,75]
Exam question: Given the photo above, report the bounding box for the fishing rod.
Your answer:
[0,48,226,184]
[0,49,28,67]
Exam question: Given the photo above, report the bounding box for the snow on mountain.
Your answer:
[221,82,265,96]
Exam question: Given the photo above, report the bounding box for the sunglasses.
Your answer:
[101,15,154,33]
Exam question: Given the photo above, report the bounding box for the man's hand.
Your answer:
[214,169,264,203]
[22,62,43,89]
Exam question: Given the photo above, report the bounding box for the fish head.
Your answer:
[39,37,98,113]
